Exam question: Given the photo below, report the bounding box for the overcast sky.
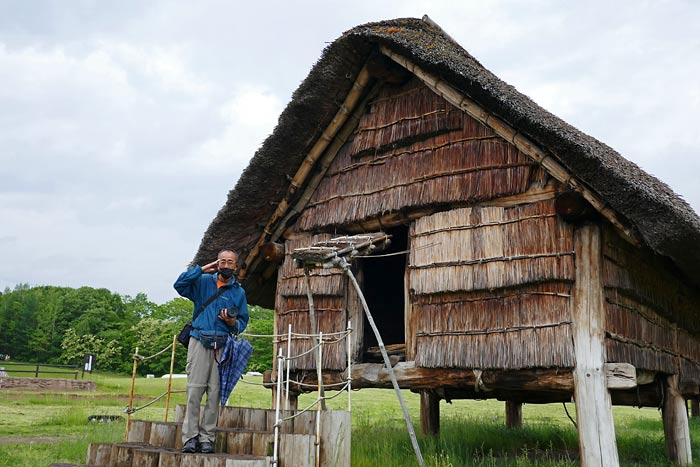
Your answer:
[2,1,698,304]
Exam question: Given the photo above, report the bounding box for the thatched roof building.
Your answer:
[194,17,700,307]
[193,17,700,467]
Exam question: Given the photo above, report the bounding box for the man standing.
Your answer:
[174,249,249,454]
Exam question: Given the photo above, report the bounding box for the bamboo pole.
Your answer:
[164,335,177,421]
[269,81,383,243]
[240,66,373,280]
[338,257,425,467]
[124,346,139,442]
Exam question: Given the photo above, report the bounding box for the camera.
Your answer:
[224,306,238,319]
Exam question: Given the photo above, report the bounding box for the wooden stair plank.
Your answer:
[86,443,112,466]
[95,406,349,466]
[148,421,181,449]
[280,433,315,467]
[126,419,152,443]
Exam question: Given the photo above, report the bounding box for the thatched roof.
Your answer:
[193,17,700,306]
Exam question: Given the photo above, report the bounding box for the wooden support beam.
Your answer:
[264,364,669,407]
[420,390,440,436]
[505,400,522,428]
[572,224,620,467]
[604,363,637,389]
[662,375,693,465]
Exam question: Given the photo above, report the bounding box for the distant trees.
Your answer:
[0,285,274,375]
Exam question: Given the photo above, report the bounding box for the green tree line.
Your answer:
[0,284,273,375]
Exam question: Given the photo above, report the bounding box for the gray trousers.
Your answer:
[182,337,222,444]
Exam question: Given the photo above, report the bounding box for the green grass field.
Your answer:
[0,365,698,466]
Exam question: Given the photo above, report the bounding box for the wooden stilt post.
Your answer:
[662,375,693,465]
[420,390,440,436]
[287,392,299,411]
[690,397,699,418]
[572,225,620,467]
[505,400,522,428]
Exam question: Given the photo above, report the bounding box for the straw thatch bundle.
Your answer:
[276,296,347,371]
[409,200,574,295]
[413,282,574,369]
[349,78,466,157]
[406,198,576,370]
[296,79,546,231]
[602,227,700,387]
[275,234,349,370]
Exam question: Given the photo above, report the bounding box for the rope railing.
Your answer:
[269,321,354,466]
[135,342,174,361]
[124,389,186,414]
[240,328,352,339]
[284,341,323,361]
[121,310,353,465]
[124,335,182,441]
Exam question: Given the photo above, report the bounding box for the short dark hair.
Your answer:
[217,249,239,259]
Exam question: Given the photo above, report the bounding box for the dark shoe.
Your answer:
[182,437,198,453]
[199,441,215,454]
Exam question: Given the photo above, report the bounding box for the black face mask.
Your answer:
[218,268,234,279]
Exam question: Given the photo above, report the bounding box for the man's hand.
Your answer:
[218,309,237,328]
[202,260,218,274]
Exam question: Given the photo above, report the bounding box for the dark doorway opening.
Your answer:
[360,225,408,363]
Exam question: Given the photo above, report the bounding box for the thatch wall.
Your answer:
[410,201,574,294]
[410,200,575,369]
[276,234,347,371]
[603,226,700,387]
[296,78,547,231]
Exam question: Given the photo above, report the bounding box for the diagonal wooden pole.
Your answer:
[337,257,424,466]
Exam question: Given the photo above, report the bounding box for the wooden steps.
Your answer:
[85,404,350,466]
[87,442,271,466]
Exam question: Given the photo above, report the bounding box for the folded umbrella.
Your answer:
[218,335,254,406]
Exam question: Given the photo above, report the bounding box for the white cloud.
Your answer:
[192,85,283,171]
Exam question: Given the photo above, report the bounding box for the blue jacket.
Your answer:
[174,266,249,340]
